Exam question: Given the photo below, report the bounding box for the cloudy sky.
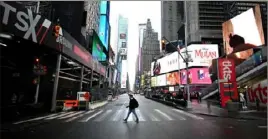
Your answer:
[110,1,161,90]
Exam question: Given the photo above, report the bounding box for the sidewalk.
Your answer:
[178,100,267,120]
[88,100,108,110]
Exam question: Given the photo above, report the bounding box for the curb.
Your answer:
[147,97,267,121]
[88,101,108,110]
[192,112,267,121]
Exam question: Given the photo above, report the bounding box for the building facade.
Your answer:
[141,19,160,74]
[115,15,129,89]
[138,24,146,73]
[161,1,184,42]
[162,1,267,55]
[84,1,100,35]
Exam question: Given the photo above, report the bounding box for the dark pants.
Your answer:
[125,108,139,120]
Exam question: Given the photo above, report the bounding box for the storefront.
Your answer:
[0,2,106,114]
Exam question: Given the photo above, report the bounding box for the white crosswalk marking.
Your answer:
[136,109,145,121]
[13,113,62,124]
[80,110,104,122]
[112,110,123,121]
[149,114,160,121]
[58,111,84,119]
[154,109,174,121]
[172,109,204,120]
[94,109,112,122]
[65,111,94,122]
[45,112,75,120]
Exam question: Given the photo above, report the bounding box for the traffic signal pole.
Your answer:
[51,53,62,112]
[184,1,191,109]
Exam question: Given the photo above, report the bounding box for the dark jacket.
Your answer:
[129,98,138,109]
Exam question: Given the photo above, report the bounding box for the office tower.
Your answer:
[161,1,184,42]
[141,19,160,74]
[115,15,129,88]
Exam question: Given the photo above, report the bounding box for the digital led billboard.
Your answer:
[100,1,108,15]
[92,33,106,61]
[99,15,109,50]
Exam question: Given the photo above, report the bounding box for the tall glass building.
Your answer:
[116,15,129,88]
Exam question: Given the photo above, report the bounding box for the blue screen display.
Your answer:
[100,1,107,15]
[99,15,109,50]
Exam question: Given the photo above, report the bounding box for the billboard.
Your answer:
[120,48,127,55]
[217,58,238,107]
[100,1,108,15]
[179,44,219,69]
[247,79,267,107]
[151,44,219,76]
[121,60,127,88]
[92,33,106,61]
[151,77,157,87]
[99,15,109,50]
[222,5,265,61]
[156,74,166,86]
[180,68,212,85]
[120,33,127,39]
[166,72,180,86]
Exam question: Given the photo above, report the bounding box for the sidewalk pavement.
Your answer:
[88,101,108,110]
[177,100,267,120]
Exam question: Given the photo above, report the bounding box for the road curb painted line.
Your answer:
[192,112,267,121]
[258,126,267,128]
[148,97,267,121]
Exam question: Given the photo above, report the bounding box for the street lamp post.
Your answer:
[184,0,191,109]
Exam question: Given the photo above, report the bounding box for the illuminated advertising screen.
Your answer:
[180,68,212,85]
[121,60,127,88]
[166,72,180,86]
[151,77,157,87]
[222,5,265,61]
[156,74,166,86]
[92,33,106,61]
[151,44,219,76]
[100,1,108,15]
[99,15,109,50]
[217,58,238,107]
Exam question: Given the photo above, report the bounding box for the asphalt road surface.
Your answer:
[1,94,267,139]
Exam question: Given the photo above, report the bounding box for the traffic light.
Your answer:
[35,58,39,63]
[161,40,165,51]
[53,25,61,37]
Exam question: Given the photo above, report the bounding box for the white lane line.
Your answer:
[85,110,94,114]
[154,109,174,121]
[136,109,145,121]
[80,110,104,122]
[58,111,84,119]
[13,113,62,124]
[94,110,112,122]
[65,111,94,122]
[172,109,203,120]
[112,110,123,121]
[149,114,160,121]
[258,126,267,128]
[45,112,75,120]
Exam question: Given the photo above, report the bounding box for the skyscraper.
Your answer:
[141,19,160,74]
[161,1,184,41]
[162,1,267,48]
[138,23,146,74]
[115,15,129,89]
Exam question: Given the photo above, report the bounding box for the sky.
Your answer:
[110,1,161,90]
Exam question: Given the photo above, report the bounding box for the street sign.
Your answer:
[83,92,89,100]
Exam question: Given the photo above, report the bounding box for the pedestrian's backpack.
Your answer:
[134,99,139,108]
